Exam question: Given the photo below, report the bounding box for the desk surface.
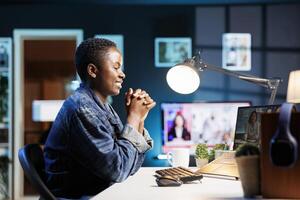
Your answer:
[91,167,244,200]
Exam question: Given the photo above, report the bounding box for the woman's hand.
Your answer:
[125,88,156,112]
[125,88,156,132]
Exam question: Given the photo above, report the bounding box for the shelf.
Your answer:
[0,145,8,156]
[0,143,8,148]
[0,123,8,129]
[0,68,8,74]
[0,37,12,199]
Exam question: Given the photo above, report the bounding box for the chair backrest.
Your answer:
[18,144,56,200]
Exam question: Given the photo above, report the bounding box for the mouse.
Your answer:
[155,175,182,187]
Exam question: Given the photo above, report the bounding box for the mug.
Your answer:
[167,148,190,168]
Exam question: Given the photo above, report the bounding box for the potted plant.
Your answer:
[235,143,260,198]
[209,143,229,161]
[0,155,9,200]
[195,143,209,168]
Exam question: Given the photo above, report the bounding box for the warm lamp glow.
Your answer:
[287,70,300,103]
[166,64,200,94]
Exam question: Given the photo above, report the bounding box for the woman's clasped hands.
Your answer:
[125,88,156,133]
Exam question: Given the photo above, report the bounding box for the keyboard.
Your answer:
[155,167,203,183]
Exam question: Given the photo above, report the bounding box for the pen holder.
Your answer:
[236,155,260,198]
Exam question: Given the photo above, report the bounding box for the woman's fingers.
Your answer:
[143,94,153,104]
[132,88,142,97]
[138,91,149,100]
[146,101,156,109]
[125,88,133,106]
[126,88,155,109]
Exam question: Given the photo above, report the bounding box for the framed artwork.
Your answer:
[155,37,192,67]
[222,33,251,71]
[94,34,124,70]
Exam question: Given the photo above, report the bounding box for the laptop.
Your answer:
[232,104,280,150]
[196,105,280,180]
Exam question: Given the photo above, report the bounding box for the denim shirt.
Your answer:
[44,84,153,199]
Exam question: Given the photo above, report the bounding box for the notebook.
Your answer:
[195,105,280,180]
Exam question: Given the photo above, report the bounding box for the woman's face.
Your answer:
[93,47,125,99]
[175,115,184,127]
[250,112,257,122]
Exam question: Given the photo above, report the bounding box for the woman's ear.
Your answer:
[87,63,98,78]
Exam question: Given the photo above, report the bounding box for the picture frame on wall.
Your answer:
[95,34,124,70]
[155,37,192,67]
[222,33,251,71]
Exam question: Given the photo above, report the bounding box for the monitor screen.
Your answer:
[161,102,251,154]
[233,105,280,150]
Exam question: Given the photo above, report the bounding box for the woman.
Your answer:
[168,113,191,141]
[244,111,260,143]
[44,38,156,199]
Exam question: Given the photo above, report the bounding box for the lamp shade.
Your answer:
[166,64,200,94]
[287,70,300,103]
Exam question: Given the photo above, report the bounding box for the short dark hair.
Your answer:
[75,38,116,82]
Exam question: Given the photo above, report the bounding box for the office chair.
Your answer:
[18,144,56,200]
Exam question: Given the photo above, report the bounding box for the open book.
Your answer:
[195,152,239,180]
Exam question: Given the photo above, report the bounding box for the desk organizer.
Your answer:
[261,113,300,199]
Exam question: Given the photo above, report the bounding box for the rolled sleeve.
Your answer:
[142,128,154,148]
[121,124,153,153]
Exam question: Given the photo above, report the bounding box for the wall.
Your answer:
[0,3,299,167]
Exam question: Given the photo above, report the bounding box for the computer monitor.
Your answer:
[233,105,280,150]
[161,101,251,154]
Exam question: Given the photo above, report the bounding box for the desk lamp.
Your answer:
[287,70,300,104]
[166,52,282,105]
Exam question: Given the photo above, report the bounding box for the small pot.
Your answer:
[195,158,208,168]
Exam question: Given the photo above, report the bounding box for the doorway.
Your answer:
[13,29,83,199]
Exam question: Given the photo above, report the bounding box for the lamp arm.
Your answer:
[194,58,282,104]
[269,87,278,105]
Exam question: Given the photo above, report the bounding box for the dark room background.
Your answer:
[0,1,300,166]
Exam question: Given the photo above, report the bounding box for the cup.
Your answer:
[167,148,190,168]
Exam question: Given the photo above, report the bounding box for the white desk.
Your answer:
[91,167,244,200]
